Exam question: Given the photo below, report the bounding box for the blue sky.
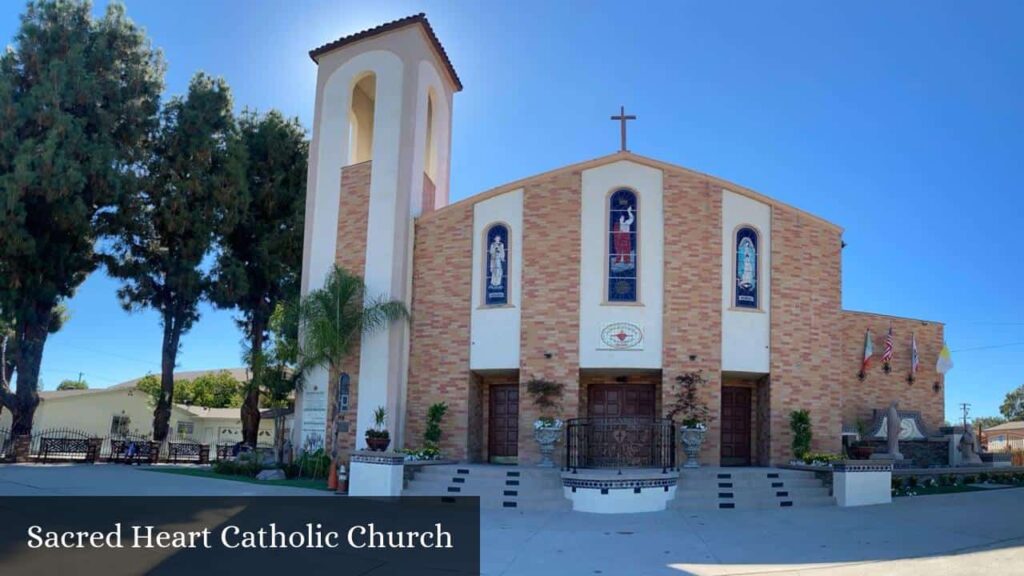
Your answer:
[2,1,1022,421]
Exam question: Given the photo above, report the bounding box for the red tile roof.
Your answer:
[308,13,463,92]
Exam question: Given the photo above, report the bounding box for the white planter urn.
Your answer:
[533,420,564,468]
[680,427,706,469]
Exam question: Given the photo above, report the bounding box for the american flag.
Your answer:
[882,325,894,364]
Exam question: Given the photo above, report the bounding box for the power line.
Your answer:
[952,342,1024,353]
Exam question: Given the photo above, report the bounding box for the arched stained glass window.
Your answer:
[608,189,638,302]
[735,226,758,309]
[484,224,509,306]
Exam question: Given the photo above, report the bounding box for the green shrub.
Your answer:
[213,458,261,477]
[423,402,448,452]
[963,474,978,484]
[979,472,990,483]
[790,410,812,458]
[891,477,903,491]
[907,476,918,488]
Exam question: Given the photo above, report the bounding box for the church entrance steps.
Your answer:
[670,467,834,510]
[402,464,569,510]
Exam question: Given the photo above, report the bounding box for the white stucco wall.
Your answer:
[721,189,771,373]
[579,161,664,369]
[298,48,405,449]
[470,189,523,370]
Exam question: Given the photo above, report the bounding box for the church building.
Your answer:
[294,14,946,468]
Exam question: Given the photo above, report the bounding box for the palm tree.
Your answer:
[299,264,409,488]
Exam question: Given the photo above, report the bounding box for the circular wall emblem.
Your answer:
[600,322,644,350]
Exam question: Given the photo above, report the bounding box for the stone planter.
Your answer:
[680,427,706,469]
[534,425,563,468]
[365,436,391,452]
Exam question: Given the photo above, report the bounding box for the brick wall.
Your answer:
[329,161,371,456]
[839,311,945,433]
[769,207,845,463]
[405,201,474,459]
[518,169,583,465]
[661,170,723,465]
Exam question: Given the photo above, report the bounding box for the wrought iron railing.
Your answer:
[565,417,675,473]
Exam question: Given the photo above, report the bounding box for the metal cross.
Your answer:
[610,105,637,152]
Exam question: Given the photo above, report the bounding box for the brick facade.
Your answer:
[517,169,583,465]
[769,206,845,463]
[328,161,371,457]
[325,152,945,467]
[839,311,945,433]
[661,171,723,465]
[404,200,474,458]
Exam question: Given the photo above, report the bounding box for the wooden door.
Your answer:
[489,384,519,462]
[720,387,752,466]
[587,384,655,418]
[586,384,656,467]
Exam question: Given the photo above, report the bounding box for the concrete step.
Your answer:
[675,486,831,499]
[671,495,835,510]
[679,477,824,489]
[679,468,818,480]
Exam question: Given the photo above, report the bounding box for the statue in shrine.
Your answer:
[885,401,903,460]
[959,424,983,465]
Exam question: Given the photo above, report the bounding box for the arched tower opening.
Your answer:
[348,73,376,165]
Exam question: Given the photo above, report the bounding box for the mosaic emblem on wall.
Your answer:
[735,226,758,309]
[485,224,509,306]
[608,189,638,302]
[600,322,644,350]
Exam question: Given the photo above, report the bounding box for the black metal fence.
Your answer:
[565,417,676,472]
[0,427,11,460]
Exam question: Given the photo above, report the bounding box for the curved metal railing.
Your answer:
[565,416,675,473]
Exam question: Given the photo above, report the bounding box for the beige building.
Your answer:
[0,369,279,446]
[986,421,1024,452]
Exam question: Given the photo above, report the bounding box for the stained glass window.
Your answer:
[735,226,758,309]
[484,224,509,306]
[608,189,638,302]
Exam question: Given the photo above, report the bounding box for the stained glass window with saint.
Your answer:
[608,189,638,302]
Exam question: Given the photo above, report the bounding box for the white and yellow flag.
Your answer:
[936,341,954,375]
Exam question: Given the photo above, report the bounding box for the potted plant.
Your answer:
[526,377,565,468]
[668,371,711,468]
[849,419,874,460]
[365,406,391,451]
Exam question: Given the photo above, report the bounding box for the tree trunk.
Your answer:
[241,320,264,447]
[153,316,181,442]
[8,305,51,436]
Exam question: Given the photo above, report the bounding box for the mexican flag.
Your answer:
[861,329,874,373]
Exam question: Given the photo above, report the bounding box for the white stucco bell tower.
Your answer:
[296,14,460,450]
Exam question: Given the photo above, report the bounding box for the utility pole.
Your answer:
[959,402,971,428]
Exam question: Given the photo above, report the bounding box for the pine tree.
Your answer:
[0,1,163,435]
[211,110,306,447]
[101,73,244,442]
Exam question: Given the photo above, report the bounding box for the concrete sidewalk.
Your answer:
[481,488,1024,576]
[1,464,1022,574]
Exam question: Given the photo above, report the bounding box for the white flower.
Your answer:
[534,418,563,430]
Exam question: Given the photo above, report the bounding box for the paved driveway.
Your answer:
[2,465,1022,575]
[482,488,1024,575]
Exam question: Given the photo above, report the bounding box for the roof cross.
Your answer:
[610,105,637,152]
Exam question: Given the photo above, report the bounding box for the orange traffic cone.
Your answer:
[327,460,338,491]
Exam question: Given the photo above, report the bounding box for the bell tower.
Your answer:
[297,14,461,450]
